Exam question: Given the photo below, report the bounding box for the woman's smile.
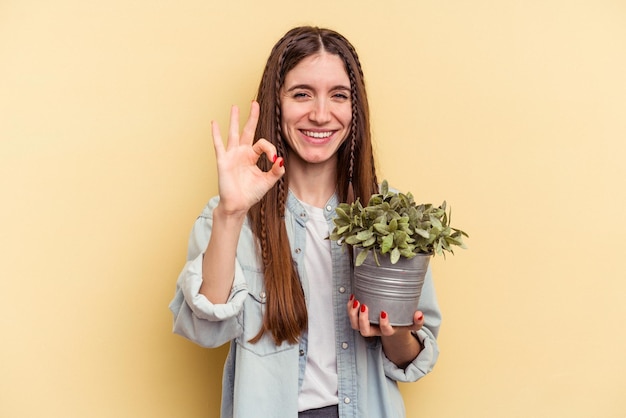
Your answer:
[300,129,337,143]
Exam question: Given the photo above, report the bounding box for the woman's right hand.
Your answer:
[211,101,285,216]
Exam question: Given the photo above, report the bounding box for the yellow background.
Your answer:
[1,1,625,417]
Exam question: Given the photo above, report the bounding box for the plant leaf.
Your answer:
[355,249,370,266]
[380,180,389,195]
[362,236,376,247]
[345,236,362,245]
[390,247,401,264]
[388,217,398,232]
[373,224,390,235]
[356,230,373,241]
[381,234,394,253]
[335,206,350,221]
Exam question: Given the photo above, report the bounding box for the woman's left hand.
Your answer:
[347,295,424,368]
[347,295,424,337]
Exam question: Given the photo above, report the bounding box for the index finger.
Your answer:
[227,105,241,149]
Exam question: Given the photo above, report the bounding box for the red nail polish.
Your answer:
[272,155,277,163]
[381,311,387,319]
[352,300,359,309]
[279,158,284,167]
[360,304,366,313]
[349,294,354,301]
[417,313,424,321]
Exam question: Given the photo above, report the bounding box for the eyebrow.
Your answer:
[285,84,351,92]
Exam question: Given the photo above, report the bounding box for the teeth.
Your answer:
[303,130,333,139]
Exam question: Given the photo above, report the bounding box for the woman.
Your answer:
[169,26,441,418]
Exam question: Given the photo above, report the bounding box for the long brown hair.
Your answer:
[248,26,378,345]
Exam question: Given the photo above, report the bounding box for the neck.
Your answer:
[287,160,337,208]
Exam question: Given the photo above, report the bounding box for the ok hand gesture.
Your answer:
[211,101,285,215]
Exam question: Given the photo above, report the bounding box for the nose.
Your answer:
[309,98,332,124]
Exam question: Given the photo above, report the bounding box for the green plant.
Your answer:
[329,180,469,266]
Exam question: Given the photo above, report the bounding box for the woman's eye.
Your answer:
[293,92,309,98]
[333,92,350,100]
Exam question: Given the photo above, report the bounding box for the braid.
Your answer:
[342,43,378,190]
[370,152,378,189]
[348,64,358,203]
[339,38,378,201]
[259,199,269,267]
[345,41,365,79]
[275,45,289,217]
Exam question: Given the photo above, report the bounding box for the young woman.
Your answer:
[169,26,441,418]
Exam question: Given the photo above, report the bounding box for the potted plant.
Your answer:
[329,180,468,325]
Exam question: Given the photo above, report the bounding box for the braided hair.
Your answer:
[248,26,378,345]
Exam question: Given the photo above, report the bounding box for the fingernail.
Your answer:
[272,155,277,163]
[360,304,366,313]
[349,294,354,301]
[417,313,424,321]
[381,311,387,319]
[279,158,284,167]
[352,300,359,309]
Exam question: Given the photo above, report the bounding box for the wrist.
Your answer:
[214,203,248,223]
[411,330,425,353]
[381,331,421,369]
[381,330,420,354]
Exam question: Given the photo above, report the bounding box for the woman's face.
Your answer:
[280,52,352,166]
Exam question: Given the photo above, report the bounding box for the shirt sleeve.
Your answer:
[381,265,442,382]
[168,197,249,348]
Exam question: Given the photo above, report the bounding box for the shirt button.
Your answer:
[299,349,305,356]
[259,291,266,301]
[338,286,346,294]
[343,397,351,404]
[295,248,301,254]
[300,212,307,218]
[341,342,349,349]
[326,205,333,212]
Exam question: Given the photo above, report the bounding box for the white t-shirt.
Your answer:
[297,201,338,411]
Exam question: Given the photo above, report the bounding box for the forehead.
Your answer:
[283,52,350,87]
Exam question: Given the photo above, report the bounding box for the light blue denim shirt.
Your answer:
[169,191,441,418]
